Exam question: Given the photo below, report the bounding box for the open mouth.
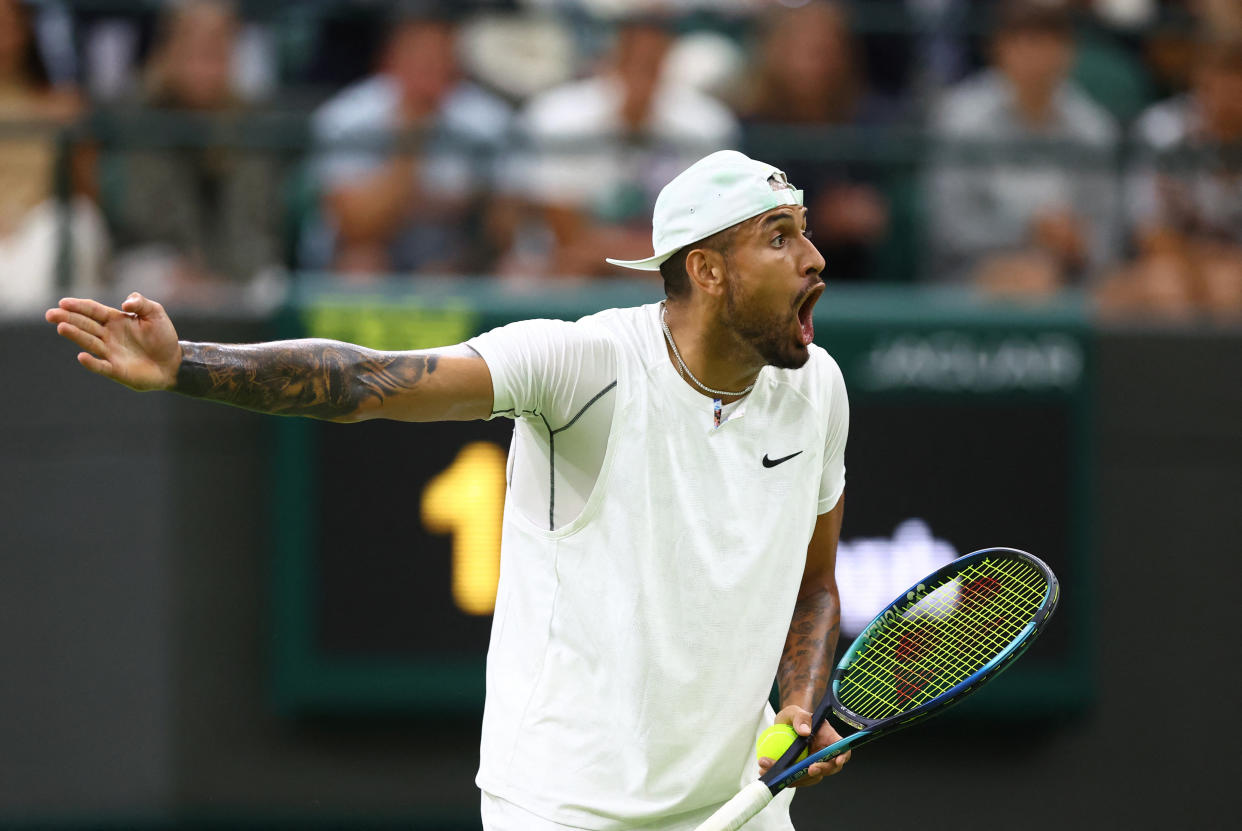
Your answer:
[796,283,825,346]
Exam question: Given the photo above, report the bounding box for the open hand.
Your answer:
[45,293,181,391]
[758,704,851,787]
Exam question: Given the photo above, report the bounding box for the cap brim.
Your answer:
[605,251,674,272]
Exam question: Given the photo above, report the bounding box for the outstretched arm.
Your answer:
[760,497,851,786]
[46,293,494,423]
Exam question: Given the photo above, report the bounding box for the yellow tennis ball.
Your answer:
[755,723,807,763]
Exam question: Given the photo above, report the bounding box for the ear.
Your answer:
[684,247,729,298]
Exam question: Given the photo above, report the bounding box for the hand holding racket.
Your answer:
[757,706,850,785]
[697,547,1059,831]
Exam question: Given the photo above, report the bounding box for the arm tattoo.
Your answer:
[174,339,438,420]
[776,585,841,710]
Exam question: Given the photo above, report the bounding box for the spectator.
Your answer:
[1102,34,1242,317]
[741,0,906,283]
[308,6,512,277]
[928,0,1119,294]
[515,16,737,279]
[0,0,106,313]
[109,0,284,305]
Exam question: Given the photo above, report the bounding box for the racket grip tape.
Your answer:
[694,781,774,831]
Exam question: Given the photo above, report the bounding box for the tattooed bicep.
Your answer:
[352,352,439,410]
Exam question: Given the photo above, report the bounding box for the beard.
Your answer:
[722,275,812,370]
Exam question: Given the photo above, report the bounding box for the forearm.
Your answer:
[776,583,842,711]
[173,339,438,422]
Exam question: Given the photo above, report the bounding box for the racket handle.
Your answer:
[694,781,774,831]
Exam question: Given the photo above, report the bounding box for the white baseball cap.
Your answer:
[606,150,804,272]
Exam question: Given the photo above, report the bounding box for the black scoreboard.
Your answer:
[272,282,1092,717]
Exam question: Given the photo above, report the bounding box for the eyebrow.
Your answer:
[760,208,806,230]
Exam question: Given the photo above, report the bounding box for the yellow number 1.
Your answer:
[420,441,507,615]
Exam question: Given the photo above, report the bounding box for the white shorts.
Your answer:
[479,789,796,830]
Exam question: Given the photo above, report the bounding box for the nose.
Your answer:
[803,236,826,279]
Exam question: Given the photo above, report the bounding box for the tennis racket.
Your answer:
[696,546,1059,831]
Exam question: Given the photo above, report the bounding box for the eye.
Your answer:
[772,233,786,248]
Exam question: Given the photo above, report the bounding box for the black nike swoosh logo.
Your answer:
[762,451,803,468]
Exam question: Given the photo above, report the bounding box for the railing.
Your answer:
[9,112,1233,297]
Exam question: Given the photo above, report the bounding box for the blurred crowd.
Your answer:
[1,0,1241,320]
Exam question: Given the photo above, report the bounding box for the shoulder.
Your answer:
[572,303,677,373]
[312,75,395,137]
[574,304,650,350]
[473,313,621,364]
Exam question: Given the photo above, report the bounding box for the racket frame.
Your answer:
[759,547,1059,790]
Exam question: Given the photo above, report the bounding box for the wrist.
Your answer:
[165,341,184,391]
[172,341,208,395]
[779,693,815,713]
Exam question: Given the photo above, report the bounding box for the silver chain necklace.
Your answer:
[659,302,755,398]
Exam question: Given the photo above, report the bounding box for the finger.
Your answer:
[758,758,772,773]
[790,771,824,788]
[819,758,847,777]
[58,297,120,323]
[813,721,847,749]
[50,310,106,339]
[784,749,847,787]
[77,351,114,377]
[791,709,813,738]
[819,751,849,775]
[57,322,107,357]
[803,759,842,781]
[121,292,162,318]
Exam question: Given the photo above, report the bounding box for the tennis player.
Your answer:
[46,150,851,830]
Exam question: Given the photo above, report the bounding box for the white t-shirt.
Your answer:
[468,303,848,830]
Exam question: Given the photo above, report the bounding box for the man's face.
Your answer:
[387,21,458,109]
[767,4,850,93]
[716,206,826,370]
[994,29,1073,98]
[165,4,236,109]
[615,24,671,102]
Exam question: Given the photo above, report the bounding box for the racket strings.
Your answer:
[840,559,1044,717]
[839,564,1041,717]
[836,557,1048,720]
[860,560,1045,690]
[843,559,1044,713]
